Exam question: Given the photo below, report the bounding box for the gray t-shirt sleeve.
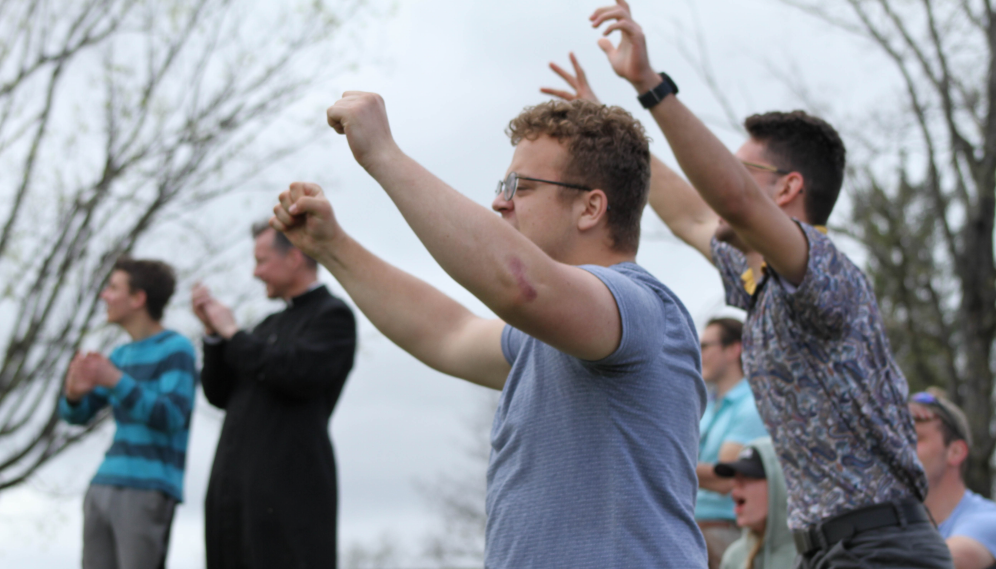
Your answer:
[578,264,667,370]
[501,323,524,365]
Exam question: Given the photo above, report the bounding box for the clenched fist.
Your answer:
[271,182,343,262]
[326,91,401,172]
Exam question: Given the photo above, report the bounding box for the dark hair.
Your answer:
[917,387,972,477]
[506,99,651,253]
[706,317,743,346]
[744,111,846,225]
[112,257,176,321]
[251,220,317,269]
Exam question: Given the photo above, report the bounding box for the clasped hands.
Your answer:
[64,351,123,402]
[191,283,239,339]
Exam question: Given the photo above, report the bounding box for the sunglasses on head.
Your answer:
[910,391,968,442]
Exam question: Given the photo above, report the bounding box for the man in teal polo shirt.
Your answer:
[695,318,769,569]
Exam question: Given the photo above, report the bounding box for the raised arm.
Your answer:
[542,53,717,261]
[192,284,238,408]
[271,185,509,390]
[647,156,718,261]
[591,0,809,283]
[281,92,625,363]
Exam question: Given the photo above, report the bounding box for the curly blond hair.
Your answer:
[506,100,651,253]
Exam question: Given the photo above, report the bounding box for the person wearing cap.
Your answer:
[713,437,794,569]
[696,318,769,569]
[912,389,996,569]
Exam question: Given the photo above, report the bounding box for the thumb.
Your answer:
[326,105,346,135]
[597,37,614,56]
[300,182,324,198]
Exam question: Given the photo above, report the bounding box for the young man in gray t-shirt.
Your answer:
[271,94,707,568]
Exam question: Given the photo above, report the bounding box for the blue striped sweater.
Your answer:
[59,330,197,502]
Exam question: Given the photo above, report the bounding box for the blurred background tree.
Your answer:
[0,0,369,492]
[781,0,996,495]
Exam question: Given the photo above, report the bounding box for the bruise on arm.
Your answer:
[508,257,537,301]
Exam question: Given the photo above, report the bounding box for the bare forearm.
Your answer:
[314,232,499,382]
[365,151,564,318]
[648,97,755,222]
[696,462,734,494]
[647,154,718,259]
[645,96,808,281]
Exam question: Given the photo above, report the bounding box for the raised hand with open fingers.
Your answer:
[590,0,661,93]
[326,91,401,172]
[540,52,602,104]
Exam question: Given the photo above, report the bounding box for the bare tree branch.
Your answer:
[0,0,372,492]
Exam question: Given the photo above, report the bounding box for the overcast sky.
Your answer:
[0,0,897,567]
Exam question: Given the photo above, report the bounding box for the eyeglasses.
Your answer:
[910,391,969,442]
[741,160,791,176]
[495,172,593,201]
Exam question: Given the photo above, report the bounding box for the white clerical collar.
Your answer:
[286,281,322,308]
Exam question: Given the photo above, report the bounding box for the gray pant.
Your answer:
[793,519,953,569]
[82,484,177,569]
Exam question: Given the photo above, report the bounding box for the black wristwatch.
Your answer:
[637,72,679,109]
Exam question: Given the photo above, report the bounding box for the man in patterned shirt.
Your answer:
[579,1,953,566]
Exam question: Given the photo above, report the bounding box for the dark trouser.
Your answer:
[793,519,952,569]
[82,484,177,569]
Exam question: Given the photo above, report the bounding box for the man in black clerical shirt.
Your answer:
[192,221,356,569]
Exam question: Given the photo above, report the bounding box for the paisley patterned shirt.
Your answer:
[711,221,927,530]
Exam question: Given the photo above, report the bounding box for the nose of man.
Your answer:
[492,193,513,213]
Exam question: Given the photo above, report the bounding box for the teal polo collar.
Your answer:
[718,377,751,405]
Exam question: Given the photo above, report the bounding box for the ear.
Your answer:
[727,341,743,363]
[129,288,148,311]
[947,439,970,469]
[286,247,306,270]
[576,188,609,232]
[774,172,805,209]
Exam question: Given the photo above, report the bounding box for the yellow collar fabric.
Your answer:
[740,226,827,294]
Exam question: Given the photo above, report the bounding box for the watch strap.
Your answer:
[638,72,679,109]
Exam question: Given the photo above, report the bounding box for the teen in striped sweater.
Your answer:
[60,257,197,569]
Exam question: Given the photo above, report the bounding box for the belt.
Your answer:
[793,499,931,555]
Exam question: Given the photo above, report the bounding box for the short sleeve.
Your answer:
[711,238,751,310]
[784,222,862,337]
[501,325,525,366]
[579,265,668,369]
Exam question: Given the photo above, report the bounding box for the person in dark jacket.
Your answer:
[191,221,356,569]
